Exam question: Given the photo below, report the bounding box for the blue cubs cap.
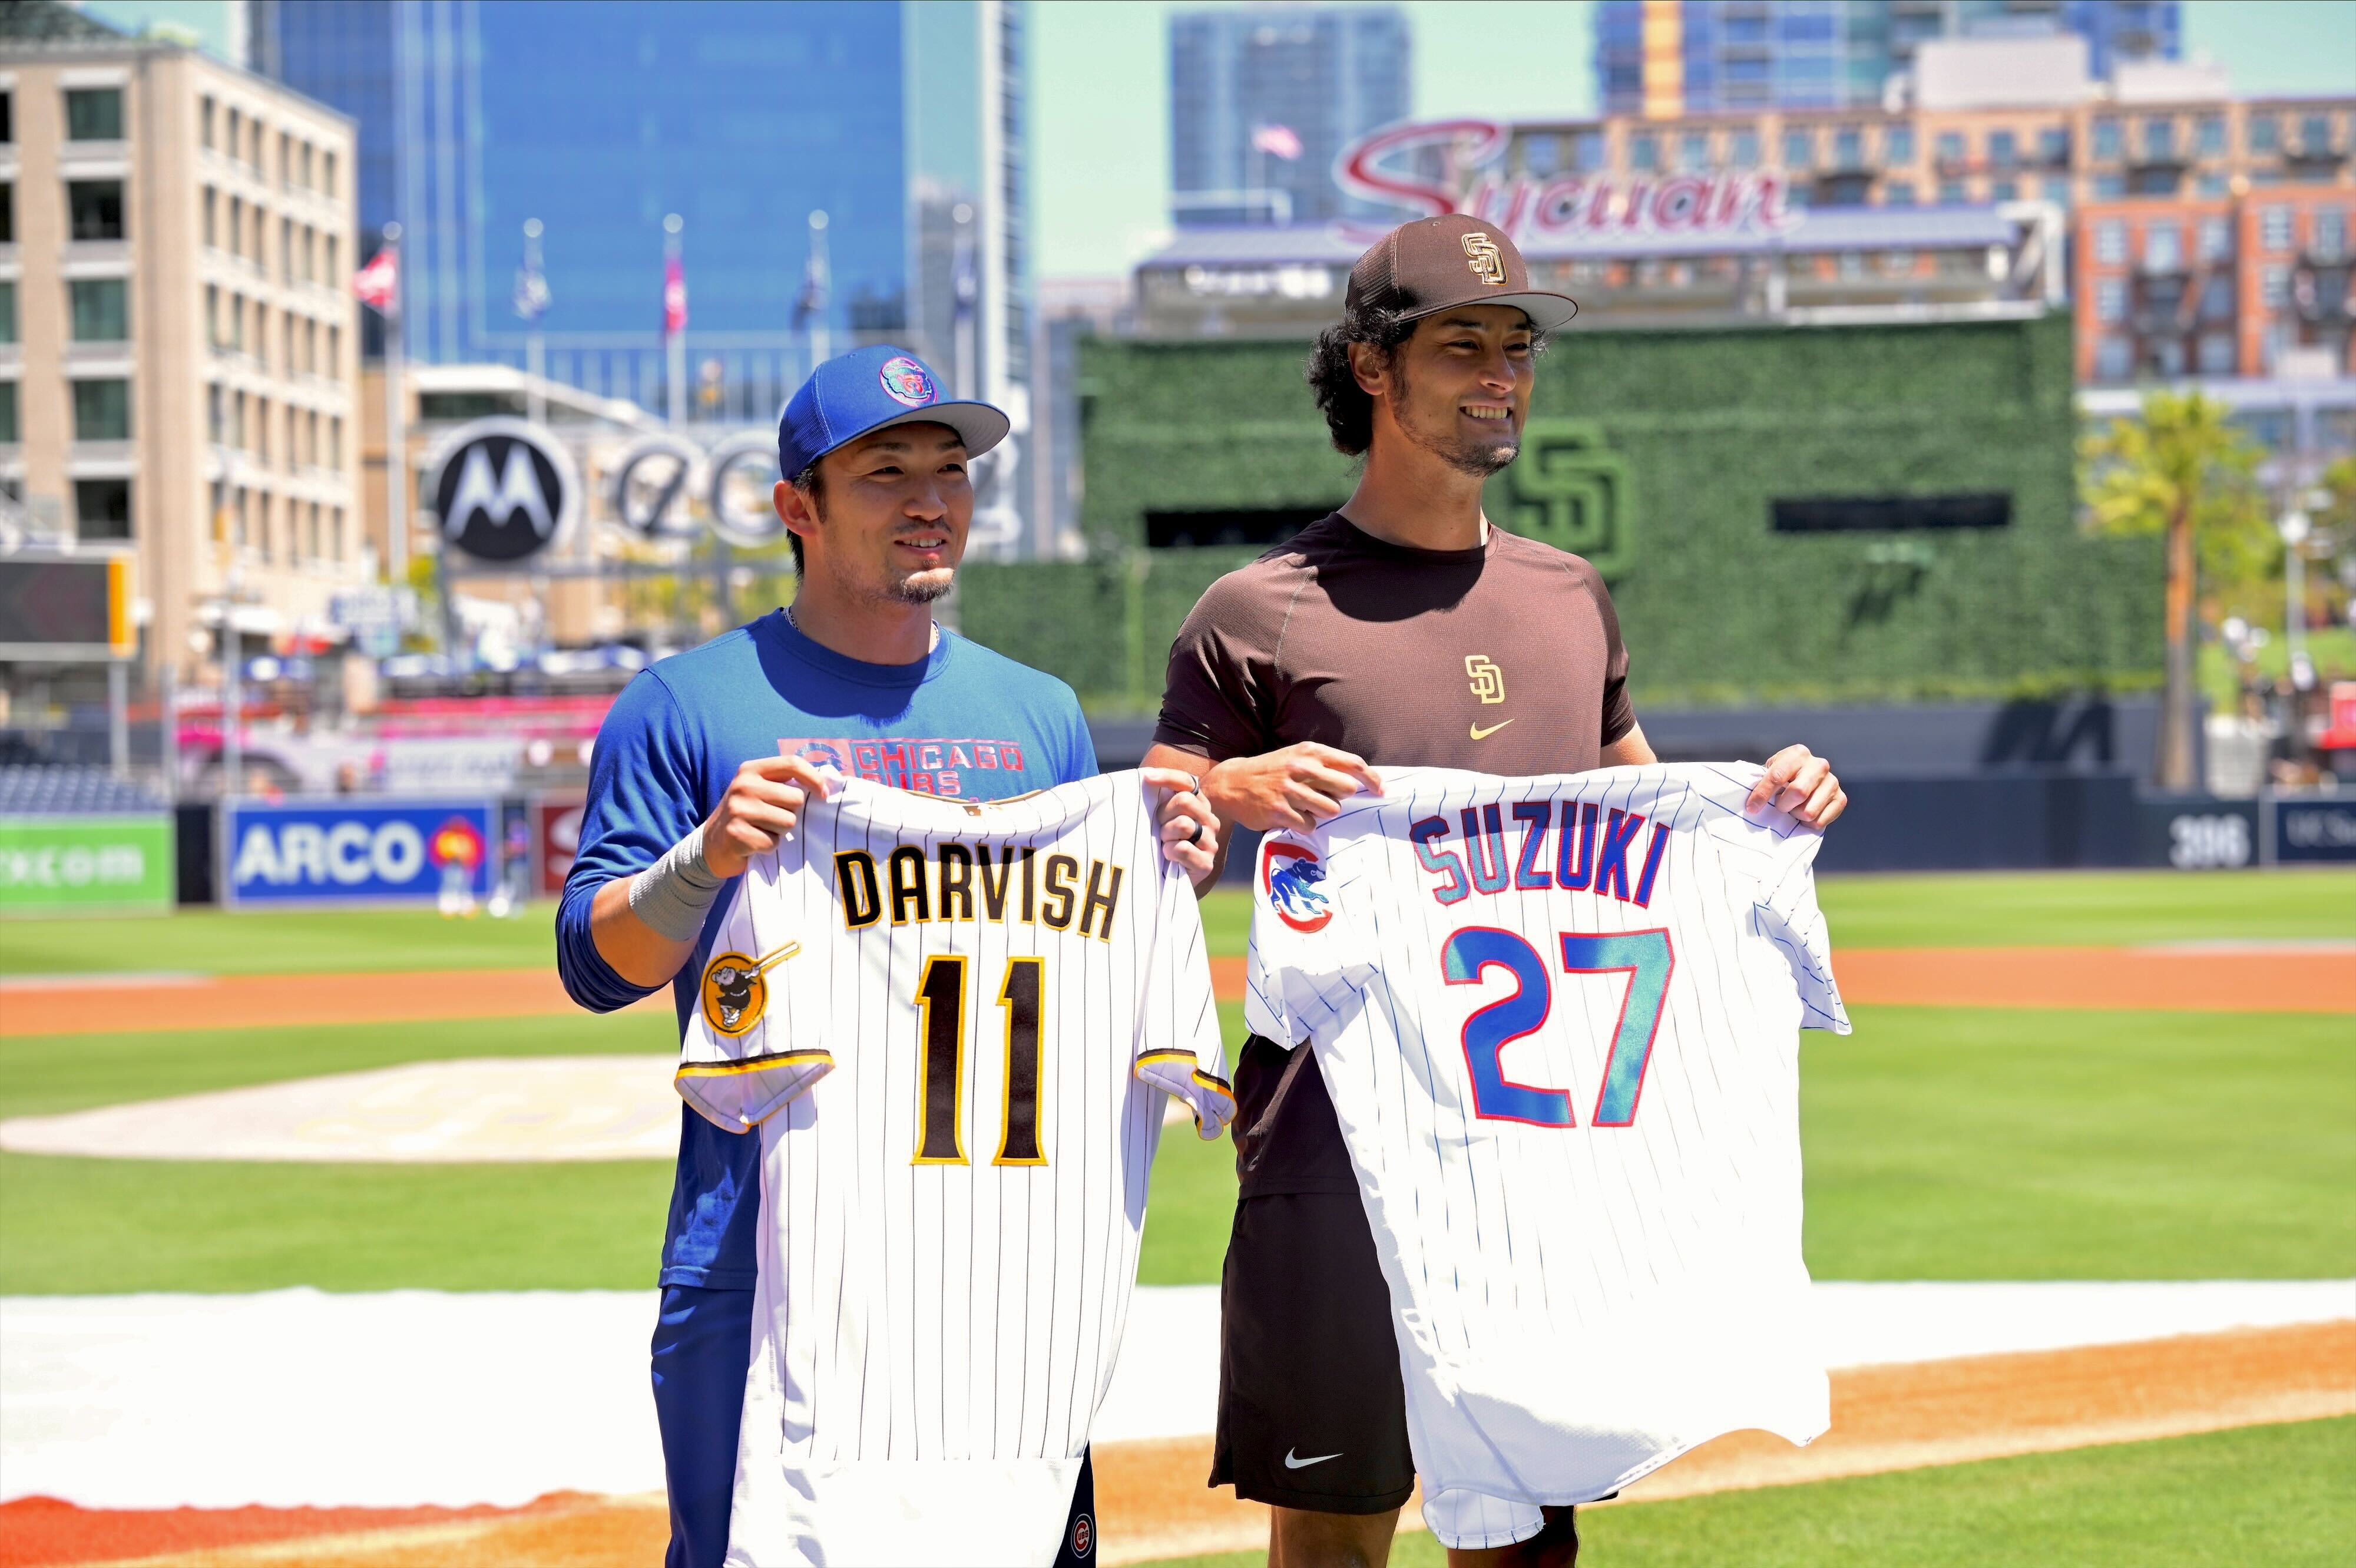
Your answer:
[776,345,1010,479]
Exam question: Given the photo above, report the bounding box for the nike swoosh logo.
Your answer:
[1469,719,1515,740]
[1285,1448,1342,1469]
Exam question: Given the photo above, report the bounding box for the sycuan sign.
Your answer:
[0,815,174,914]
[1335,118,1801,243]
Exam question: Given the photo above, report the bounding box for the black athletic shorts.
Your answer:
[1209,1189,1418,1513]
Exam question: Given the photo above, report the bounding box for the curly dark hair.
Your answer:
[1305,306,1553,456]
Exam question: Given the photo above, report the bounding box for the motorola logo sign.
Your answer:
[427,418,580,564]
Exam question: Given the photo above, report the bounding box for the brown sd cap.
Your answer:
[1344,213,1578,330]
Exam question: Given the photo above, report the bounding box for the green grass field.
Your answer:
[1142,1418,2356,1568]
[1,870,2348,1295]
[5,868,2348,977]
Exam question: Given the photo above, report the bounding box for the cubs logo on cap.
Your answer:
[777,344,1010,481]
[878,355,937,409]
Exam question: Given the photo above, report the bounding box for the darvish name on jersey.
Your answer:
[677,773,1233,1568]
[1246,763,1849,1516]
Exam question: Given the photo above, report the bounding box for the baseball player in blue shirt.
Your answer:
[556,345,1219,1568]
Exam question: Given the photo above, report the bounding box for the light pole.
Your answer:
[520,217,547,427]
[381,221,407,588]
[664,213,686,427]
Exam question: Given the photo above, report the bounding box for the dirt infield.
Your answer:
[1,945,2349,1039]
[11,1319,2347,1568]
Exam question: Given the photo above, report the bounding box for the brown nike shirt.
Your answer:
[1153,511,1636,1196]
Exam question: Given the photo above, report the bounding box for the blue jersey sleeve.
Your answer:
[556,670,710,1014]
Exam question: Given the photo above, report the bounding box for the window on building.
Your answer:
[1935,130,1964,164]
[69,277,128,340]
[2093,119,2122,160]
[2199,275,2235,322]
[2145,221,2184,272]
[2096,277,2127,323]
[2095,219,2129,264]
[2094,336,2133,380]
[325,236,339,279]
[2196,335,2236,375]
[0,183,12,244]
[2261,264,2291,307]
[1991,178,2019,201]
[300,143,315,190]
[1885,125,1914,164]
[71,379,131,441]
[2197,171,2228,198]
[2148,339,2188,378]
[332,507,345,562]
[208,383,224,444]
[322,151,337,197]
[327,325,340,376]
[1681,131,1709,169]
[2249,114,2279,153]
[1730,128,1759,167]
[1630,133,1657,171]
[226,105,241,156]
[2300,114,2332,154]
[64,88,123,141]
[2260,206,2294,250]
[1885,180,1916,206]
[2093,172,2127,199]
[278,131,291,187]
[1783,128,1813,168]
[73,478,132,541]
[329,416,342,467]
[307,504,320,561]
[0,280,13,344]
[2142,118,2175,160]
[0,381,16,444]
[2043,176,2072,207]
[1,90,12,144]
[68,181,126,242]
[1938,178,1965,204]
[1988,130,2018,168]
[2039,126,2070,164]
[280,217,292,282]
[200,95,214,149]
[2317,210,2348,260]
[203,187,218,248]
[2196,115,2225,156]
[2199,216,2233,262]
[1834,126,1862,167]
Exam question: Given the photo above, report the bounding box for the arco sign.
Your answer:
[1334,118,1799,244]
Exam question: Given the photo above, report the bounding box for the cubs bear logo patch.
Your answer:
[699,941,800,1037]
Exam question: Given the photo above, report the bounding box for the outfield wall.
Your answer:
[963,312,2163,712]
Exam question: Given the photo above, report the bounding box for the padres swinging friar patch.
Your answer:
[699,941,799,1037]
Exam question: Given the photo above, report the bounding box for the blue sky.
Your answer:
[81,0,2356,282]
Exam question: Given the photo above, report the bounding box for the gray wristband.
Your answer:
[627,823,726,942]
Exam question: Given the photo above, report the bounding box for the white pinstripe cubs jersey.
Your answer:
[676,772,1233,1568]
[1245,763,1849,1524]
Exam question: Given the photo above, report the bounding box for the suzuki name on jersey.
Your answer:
[833,842,1126,939]
[1411,800,1669,909]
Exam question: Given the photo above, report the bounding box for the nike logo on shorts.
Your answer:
[1284,1447,1342,1469]
[1470,719,1514,740]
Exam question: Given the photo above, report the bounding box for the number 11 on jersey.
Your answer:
[914,955,1048,1166]
[1441,927,1675,1128]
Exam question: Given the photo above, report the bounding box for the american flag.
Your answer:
[1251,123,1303,161]
[352,245,398,312]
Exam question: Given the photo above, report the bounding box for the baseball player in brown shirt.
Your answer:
[1143,215,1848,1568]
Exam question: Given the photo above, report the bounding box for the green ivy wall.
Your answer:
[959,312,2162,712]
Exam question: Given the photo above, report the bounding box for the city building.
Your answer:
[1,4,367,692]
[252,1,1034,500]
[1168,4,1408,228]
[1597,0,2179,117]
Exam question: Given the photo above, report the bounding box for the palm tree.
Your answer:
[2080,391,2269,792]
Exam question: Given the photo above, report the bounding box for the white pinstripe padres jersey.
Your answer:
[676,772,1233,1568]
[1245,763,1848,1518]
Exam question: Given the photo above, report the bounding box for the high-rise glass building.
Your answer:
[250,0,1030,429]
[1169,5,1409,229]
[1597,1,2179,117]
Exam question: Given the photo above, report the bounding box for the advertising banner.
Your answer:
[2132,797,2263,870]
[2271,797,2356,864]
[0,815,174,914]
[223,799,495,907]
[535,796,585,898]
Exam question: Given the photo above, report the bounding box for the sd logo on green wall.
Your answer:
[1484,419,1634,580]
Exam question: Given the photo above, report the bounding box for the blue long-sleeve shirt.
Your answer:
[558,609,1098,1288]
